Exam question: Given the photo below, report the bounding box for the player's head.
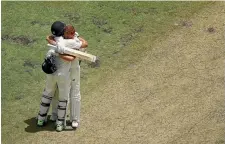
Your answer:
[63,25,75,39]
[51,21,66,37]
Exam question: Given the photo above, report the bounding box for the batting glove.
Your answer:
[55,43,65,54]
[75,32,79,37]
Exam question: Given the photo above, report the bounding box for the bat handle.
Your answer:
[47,44,57,48]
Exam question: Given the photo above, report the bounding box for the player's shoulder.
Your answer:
[54,36,64,42]
[64,38,81,48]
[64,37,80,44]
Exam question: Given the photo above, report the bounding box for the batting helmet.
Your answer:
[51,21,66,37]
[42,55,57,74]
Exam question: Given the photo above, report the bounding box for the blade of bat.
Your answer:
[47,44,97,62]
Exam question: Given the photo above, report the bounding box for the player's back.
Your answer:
[53,36,72,75]
[64,37,82,50]
[63,37,82,69]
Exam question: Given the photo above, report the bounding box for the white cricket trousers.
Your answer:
[38,73,70,122]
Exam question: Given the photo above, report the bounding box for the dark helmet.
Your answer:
[51,21,66,37]
[42,55,57,74]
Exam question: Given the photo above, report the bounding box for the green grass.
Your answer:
[1,1,213,143]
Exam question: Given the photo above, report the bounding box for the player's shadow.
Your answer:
[24,116,55,133]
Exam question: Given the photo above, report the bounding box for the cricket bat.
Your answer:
[47,44,98,63]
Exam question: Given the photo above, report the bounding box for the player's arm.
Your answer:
[46,35,76,61]
[78,37,88,48]
[74,32,88,48]
[59,37,86,61]
[59,54,76,61]
[46,35,57,45]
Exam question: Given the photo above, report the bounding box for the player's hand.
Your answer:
[80,48,87,52]
[55,43,65,54]
[59,54,76,62]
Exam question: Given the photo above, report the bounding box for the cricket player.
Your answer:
[46,25,88,129]
[38,21,72,132]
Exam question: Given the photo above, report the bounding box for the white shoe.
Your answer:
[72,121,79,128]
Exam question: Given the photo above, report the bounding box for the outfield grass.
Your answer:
[1,1,213,143]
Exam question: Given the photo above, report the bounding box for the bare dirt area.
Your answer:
[1,35,36,45]
[18,3,225,144]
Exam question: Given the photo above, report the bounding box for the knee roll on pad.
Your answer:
[40,95,52,107]
[58,100,67,109]
[42,95,52,102]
